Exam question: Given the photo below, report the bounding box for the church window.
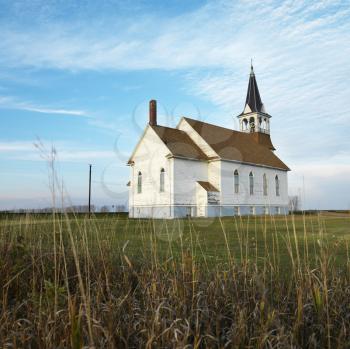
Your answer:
[250,206,255,215]
[264,118,267,129]
[243,118,248,131]
[263,173,268,196]
[234,206,240,215]
[234,170,239,193]
[160,168,165,192]
[249,117,255,132]
[275,175,280,196]
[249,172,254,195]
[137,171,142,194]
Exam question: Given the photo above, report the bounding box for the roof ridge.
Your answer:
[151,123,209,161]
[183,117,276,150]
[184,117,273,144]
[183,117,289,171]
[183,117,242,134]
[151,124,187,134]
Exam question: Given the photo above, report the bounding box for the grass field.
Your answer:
[0,212,349,348]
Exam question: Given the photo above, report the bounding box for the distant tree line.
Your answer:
[0,204,127,214]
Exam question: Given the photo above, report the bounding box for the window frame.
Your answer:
[160,168,165,193]
[137,171,142,194]
[234,170,239,194]
[275,175,280,196]
[249,172,254,195]
[263,173,268,196]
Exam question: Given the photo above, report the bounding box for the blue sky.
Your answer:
[1,0,350,210]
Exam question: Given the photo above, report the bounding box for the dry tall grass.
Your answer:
[0,212,349,348]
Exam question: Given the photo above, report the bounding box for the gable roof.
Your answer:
[151,125,208,161]
[183,117,290,171]
[197,181,219,192]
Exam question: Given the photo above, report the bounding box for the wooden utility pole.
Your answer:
[88,164,92,218]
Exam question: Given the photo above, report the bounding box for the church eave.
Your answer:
[237,111,271,118]
[166,154,209,162]
[218,158,290,172]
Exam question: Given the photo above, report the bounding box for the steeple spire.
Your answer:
[245,62,263,113]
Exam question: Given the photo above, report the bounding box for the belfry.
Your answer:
[238,63,271,135]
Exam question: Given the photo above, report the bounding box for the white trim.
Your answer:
[243,104,252,113]
[176,117,219,158]
[127,124,151,165]
[166,155,208,162]
[209,157,289,172]
[128,126,178,165]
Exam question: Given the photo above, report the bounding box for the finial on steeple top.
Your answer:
[250,58,254,75]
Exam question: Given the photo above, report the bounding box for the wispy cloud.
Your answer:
[0,140,117,162]
[20,106,87,116]
[0,1,349,72]
[54,150,116,161]
[0,95,88,116]
[0,141,35,152]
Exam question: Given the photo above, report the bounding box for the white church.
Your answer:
[127,65,290,218]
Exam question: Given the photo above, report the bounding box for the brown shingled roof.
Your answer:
[183,118,290,171]
[251,132,275,150]
[197,181,219,192]
[151,125,208,161]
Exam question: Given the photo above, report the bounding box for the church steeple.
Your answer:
[245,63,264,113]
[238,63,271,135]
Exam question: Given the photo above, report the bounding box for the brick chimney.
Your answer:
[149,100,157,126]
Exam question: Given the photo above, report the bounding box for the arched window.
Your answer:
[243,118,248,130]
[249,172,254,195]
[160,168,165,192]
[137,171,142,194]
[263,173,268,196]
[275,175,280,196]
[234,170,239,194]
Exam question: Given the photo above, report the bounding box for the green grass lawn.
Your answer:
[1,212,349,269]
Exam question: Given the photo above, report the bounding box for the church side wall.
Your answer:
[220,161,289,214]
[208,160,221,192]
[129,127,174,219]
[173,158,208,217]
